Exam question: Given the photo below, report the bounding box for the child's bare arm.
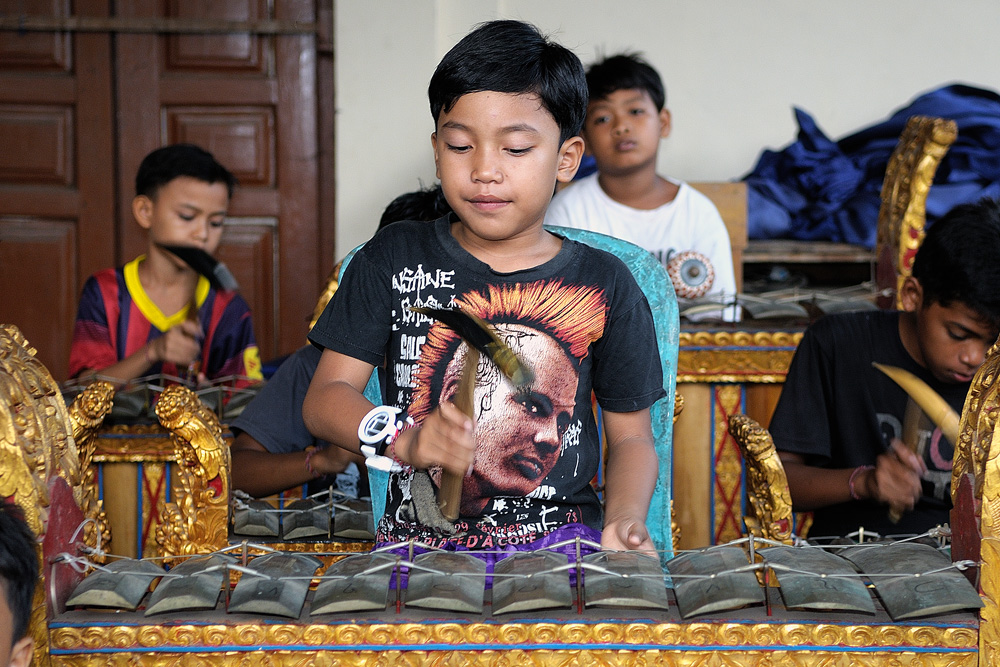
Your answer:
[230,431,363,498]
[600,408,658,552]
[779,443,923,513]
[301,349,475,476]
[302,349,380,454]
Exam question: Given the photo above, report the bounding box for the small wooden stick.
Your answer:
[439,346,479,521]
[889,397,922,523]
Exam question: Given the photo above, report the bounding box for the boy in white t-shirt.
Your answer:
[546,53,737,316]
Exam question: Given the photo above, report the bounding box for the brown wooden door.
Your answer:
[0,0,325,377]
[0,0,115,380]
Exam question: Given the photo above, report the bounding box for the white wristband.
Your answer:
[357,405,413,458]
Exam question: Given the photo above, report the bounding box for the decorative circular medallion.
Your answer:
[668,250,715,299]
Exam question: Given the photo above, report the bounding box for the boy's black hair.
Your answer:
[912,197,1000,326]
[428,20,588,145]
[378,183,453,230]
[586,52,666,111]
[135,143,238,199]
[0,501,38,645]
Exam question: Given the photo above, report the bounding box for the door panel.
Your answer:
[218,220,278,360]
[0,106,74,184]
[166,107,276,188]
[0,0,72,71]
[0,219,77,379]
[166,0,269,73]
[0,0,114,380]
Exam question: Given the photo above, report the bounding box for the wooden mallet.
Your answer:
[872,362,960,522]
[410,306,533,521]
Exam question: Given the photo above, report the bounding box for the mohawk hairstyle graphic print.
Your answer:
[408,279,607,423]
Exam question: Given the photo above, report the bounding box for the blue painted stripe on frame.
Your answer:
[136,462,144,559]
[49,644,974,655]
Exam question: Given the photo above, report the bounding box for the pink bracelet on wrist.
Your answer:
[849,465,875,500]
[389,423,416,465]
[304,446,321,479]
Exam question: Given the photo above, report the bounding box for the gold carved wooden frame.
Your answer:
[154,384,231,560]
[875,115,958,309]
[0,324,113,666]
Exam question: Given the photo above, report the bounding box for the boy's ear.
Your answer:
[9,635,34,667]
[430,132,442,180]
[899,275,924,313]
[133,195,154,230]
[555,136,585,184]
[659,108,672,139]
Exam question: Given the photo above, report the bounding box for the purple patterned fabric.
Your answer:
[378,522,603,588]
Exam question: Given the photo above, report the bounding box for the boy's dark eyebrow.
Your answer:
[175,202,202,211]
[949,319,994,339]
[440,120,542,136]
[589,90,649,107]
[177,202,227,216]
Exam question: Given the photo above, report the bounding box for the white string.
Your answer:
[43,522,965,590]
[58,556,980,585]
[67,517,107,560]
[231,489,357,514]
[58,530,978,586]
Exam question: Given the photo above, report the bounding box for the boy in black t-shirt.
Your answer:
[770,199,1000,537]
[303,20,665,552]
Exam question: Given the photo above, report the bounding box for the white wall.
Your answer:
[334,0,1000,257]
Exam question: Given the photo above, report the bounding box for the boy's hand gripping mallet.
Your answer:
[872,362,960,522]
[410,306,534,521]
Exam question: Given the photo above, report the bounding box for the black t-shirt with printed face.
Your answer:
[769,310,969,538]
[308,217,665,548]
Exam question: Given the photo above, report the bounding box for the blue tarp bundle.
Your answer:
[744,84,1000,247]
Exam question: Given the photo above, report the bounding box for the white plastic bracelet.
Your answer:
[357,405,413,460]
